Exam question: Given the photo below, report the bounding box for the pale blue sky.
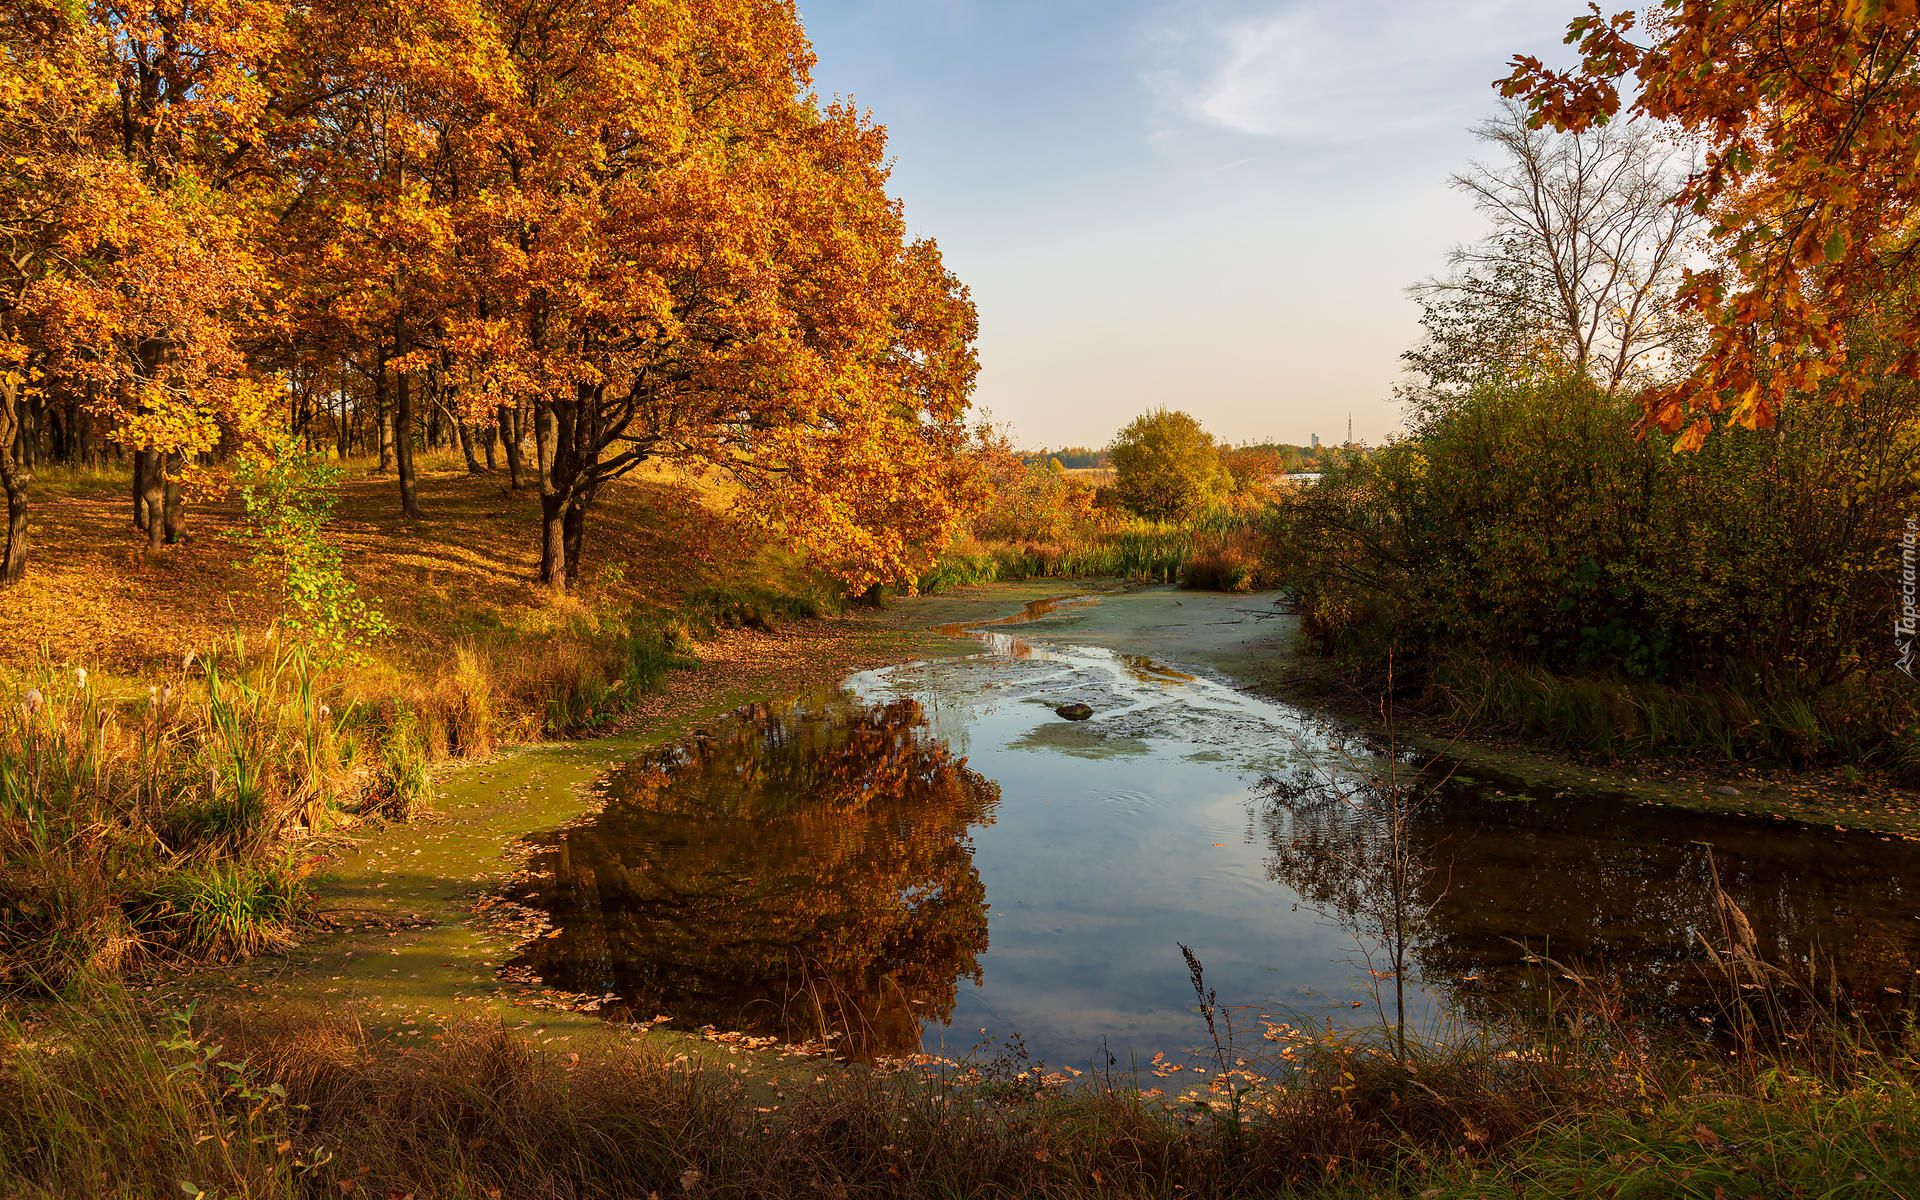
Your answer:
[797,0,1586,448]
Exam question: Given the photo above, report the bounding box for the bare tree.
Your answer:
[1410,101,1699,403]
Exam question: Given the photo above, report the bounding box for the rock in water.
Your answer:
[1056,703,1094,722]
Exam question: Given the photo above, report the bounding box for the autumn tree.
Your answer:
[1110,408,1226,522]
[6,0,982,599]
[0,5,100,583]
[265,0,505,520]
[1,0,282,583]
[1503,2,1920,447]
[95,2,292,543]
[964,425,1094,546]
[436,0,978,595]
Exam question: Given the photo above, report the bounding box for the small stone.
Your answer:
[1716,785,1741,797]
[1055,703,1093,722]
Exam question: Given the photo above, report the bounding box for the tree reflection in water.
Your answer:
[1259,765,1920,1025]
[508,692,1000,1058]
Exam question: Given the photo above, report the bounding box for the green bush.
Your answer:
[1110,409,1229,522]
[1273,371,1920,766]
[230,438,391,666]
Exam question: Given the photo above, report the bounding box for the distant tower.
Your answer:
[1347,414,1353,444]
[1310,433,1319,449]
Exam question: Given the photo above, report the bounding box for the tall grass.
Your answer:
[3,946,1913,1200]
[0,639,332,988]
[920,520,1272,594]
[0,592,738,986]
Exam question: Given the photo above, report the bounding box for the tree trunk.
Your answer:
[562,494,588,583]
[162,451,187,544]
[498,403,523,490]
[558,385,604,584]
[16,392,38,470]
[336,379,351,462]
[76,401,93,469]
[374,364,393,474]
[481,421,497,472]
[0,379,28,585]
[48,391,70,464]
[396,372,419,515]
[535,397,567,592]
[132,448,157,531]
[455,409,484,474]
[539,489,568,592]
[140,451,166,552]
[393,329,421,518]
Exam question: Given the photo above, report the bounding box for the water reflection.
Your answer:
[508,694,1000,1058]
[1259,765,1920,1022]
[930,593,1101,638]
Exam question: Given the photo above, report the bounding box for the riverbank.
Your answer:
[1257,652,1920,841]
[47,579,1920,1052]
[135,582,1101,1069]
[923,584,1920,840]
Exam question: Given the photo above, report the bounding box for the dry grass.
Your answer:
[0,452,886,993]
[2,984,1914,1200]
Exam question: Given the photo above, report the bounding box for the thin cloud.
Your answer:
[1148,0,1574,142]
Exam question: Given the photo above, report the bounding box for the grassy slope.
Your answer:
[1253,656,1920,841]
[3,453,758,676]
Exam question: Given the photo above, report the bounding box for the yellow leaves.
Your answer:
[1511,0,1920,445]
[1672,416,1713,455]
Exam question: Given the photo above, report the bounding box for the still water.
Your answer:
[508,593,1920,1065]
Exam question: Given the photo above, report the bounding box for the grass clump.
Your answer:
[362,713,431,822]
[0,640,336,989]
[516,613,702,737]
[142,858,308,961]
[685,581,842,634]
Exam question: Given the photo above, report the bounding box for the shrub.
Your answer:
[1110,409,1229,522]
[230,438,391,666]
[685,582,840,634]
[365,715,431,821]
[1272,370,1920,766]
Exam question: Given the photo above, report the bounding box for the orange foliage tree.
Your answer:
[419,0,978,594]
[1503,2,1920,447]
[1,0,285,585]
[4,0,979,598]
[273,0,980,594]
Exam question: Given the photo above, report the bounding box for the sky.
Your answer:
[794,0,1589,449]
